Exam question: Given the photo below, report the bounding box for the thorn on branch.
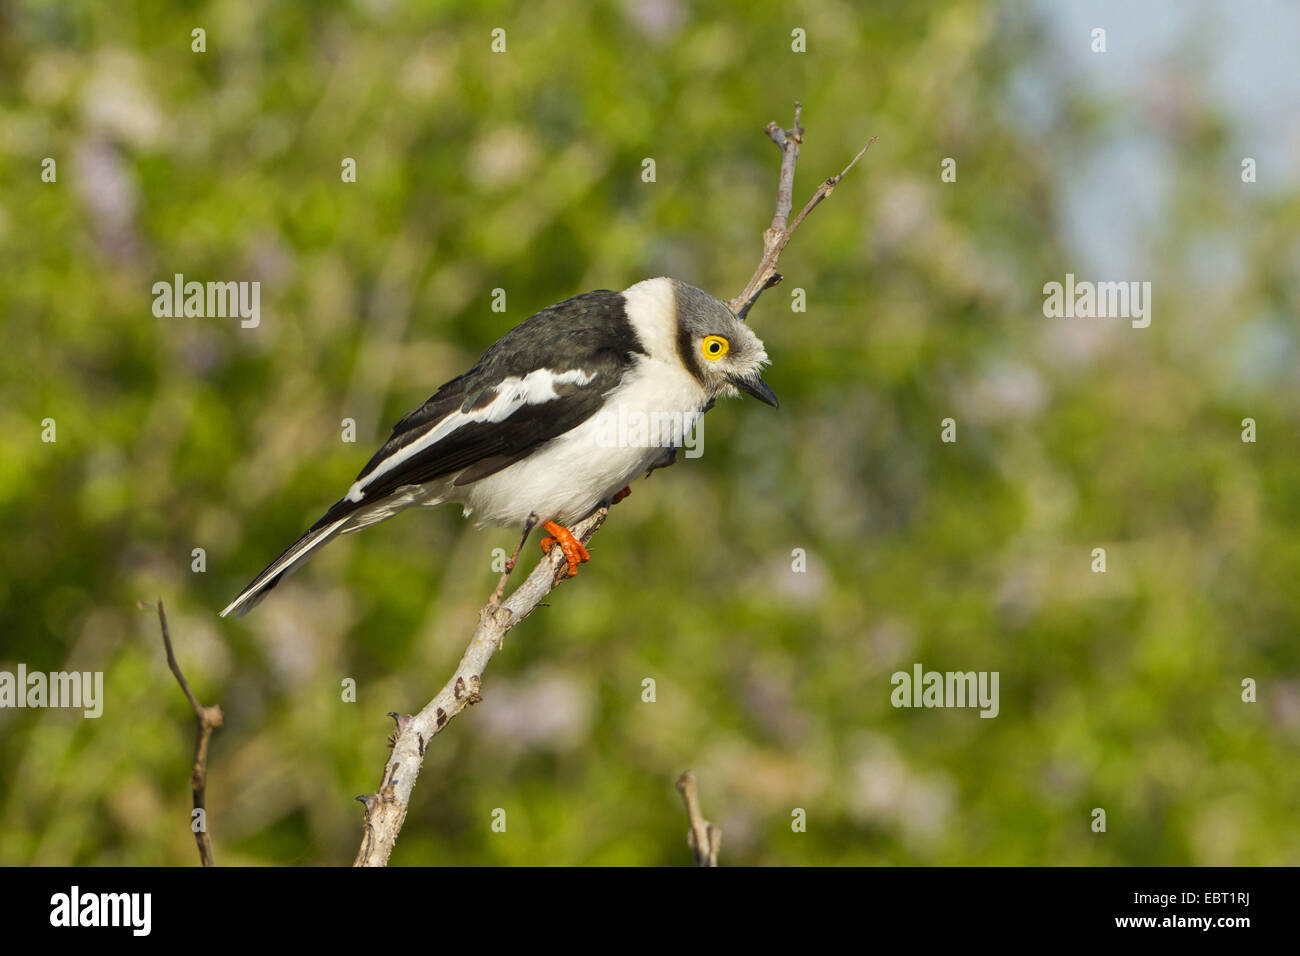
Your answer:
[386,712,412,748]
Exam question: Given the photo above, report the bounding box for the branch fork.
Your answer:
[728,102,876,320]
[143,598,223,867]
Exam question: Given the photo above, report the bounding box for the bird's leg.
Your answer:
[490,513,539,605]
[539,520,591,577]
[611,486,632,505]
[506,513,539,573]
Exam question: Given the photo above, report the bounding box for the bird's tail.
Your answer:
[219,514,351,618]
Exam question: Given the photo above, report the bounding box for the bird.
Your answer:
[219,276,778,618]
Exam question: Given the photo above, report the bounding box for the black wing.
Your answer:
[309,290,644,530]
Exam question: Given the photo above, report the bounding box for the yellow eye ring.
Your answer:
[701,335,729,361]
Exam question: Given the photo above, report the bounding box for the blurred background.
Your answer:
[1,0,1298,865]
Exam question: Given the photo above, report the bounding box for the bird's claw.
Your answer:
[540,520,590,577]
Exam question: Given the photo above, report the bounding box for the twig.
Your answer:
[726,102,876,320]
[354,505,608,866]
[141,598,224,867]
[676,771,721,867]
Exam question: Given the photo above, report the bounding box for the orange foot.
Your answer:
[540,520,591,577]
[611,486,632,505]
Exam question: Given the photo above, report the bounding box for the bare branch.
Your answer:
[354,505,608,866]
[765,101,804,234]
[141,598,223,867]
[676,771,721,866]
[727,102,876,321]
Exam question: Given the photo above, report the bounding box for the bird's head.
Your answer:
[671,280,778,408]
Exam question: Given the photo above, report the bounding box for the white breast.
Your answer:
[452,353,708,526]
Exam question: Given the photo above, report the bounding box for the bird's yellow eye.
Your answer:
[701,335,729,361]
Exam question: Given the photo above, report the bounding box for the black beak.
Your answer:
[731,371,779,408]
